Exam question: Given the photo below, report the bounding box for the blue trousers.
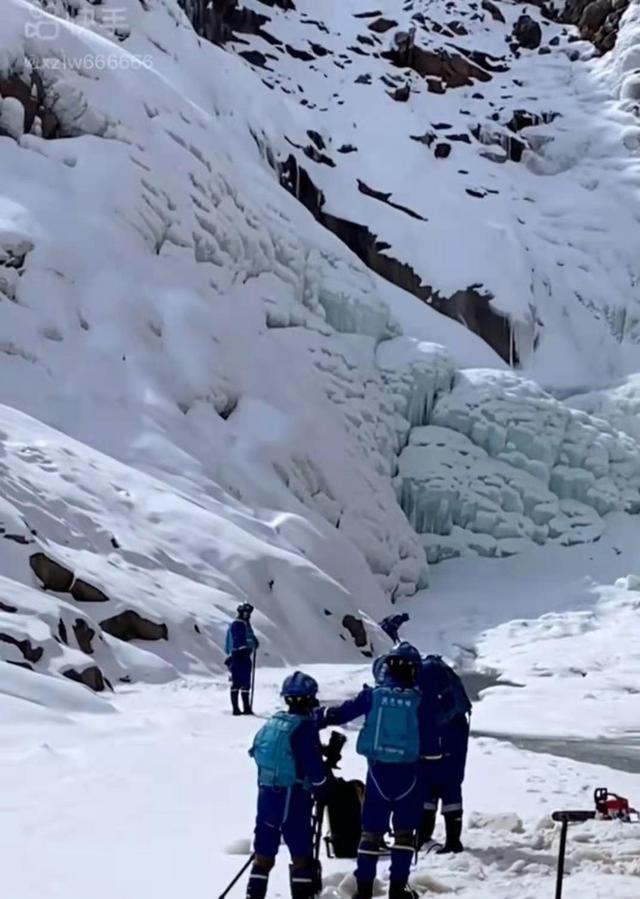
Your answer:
[421,719,469,813]
[357,763,420,885]
[254,785,314,861]
[229,653,252,691]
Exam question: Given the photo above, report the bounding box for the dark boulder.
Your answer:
[73,619,96,655]
[100,610,168,642]
[70,579,110,603]
[0,632,43,664]
[63,666,106,692]
[512,14,543,49]
[29,553,74,593]
[482,0,505,22]
[368,17,398,33]
[563,0,628,53]
[342,614,368,648]
[392,83,411,101]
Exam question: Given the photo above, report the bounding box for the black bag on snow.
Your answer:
[325,776,364,858]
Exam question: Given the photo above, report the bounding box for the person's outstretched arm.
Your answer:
[324,687,373,727]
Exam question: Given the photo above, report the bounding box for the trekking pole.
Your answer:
[311,801,325,897]
[218,853,255,899]
[313,802,325,860]
[250,648,257,711]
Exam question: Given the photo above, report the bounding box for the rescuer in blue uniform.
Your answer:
[247,671,327,899]
[322,642,423,899]
[379,613,410,644]
[225,603,259,715]
[416,655,471,854]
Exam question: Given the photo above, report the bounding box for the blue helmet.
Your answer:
[386,641,421,684]
[389,641,421,664]
[281,671,319,699]
[237,603,254,618]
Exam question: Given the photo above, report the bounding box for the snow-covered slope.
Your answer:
[1,0,640,701]
[209,0,640,385]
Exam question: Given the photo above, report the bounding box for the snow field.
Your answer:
[1,665,639,899]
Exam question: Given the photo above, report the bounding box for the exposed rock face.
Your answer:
[29,553,74,593]
[30,553,110,601]
[278,154,518,364]
[62,666,106,692]
[178,0,269,45]
[100,610,168,642]
[564,0,630,53]
[0,632,44,664]
[512,14,543,49]
[341,614,372,655]
[385,36,495,89]
[0,73,61,140]
[70,579,110,603]
[368,17,399,33]
[482,0,506,23]
[73,619,96,655]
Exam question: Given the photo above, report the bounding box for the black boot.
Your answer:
[231,689,241,716]
[246,863,270,899]
[416,809,436,849]
[389,883,418,899]
[436,811,463,854]
[353,881,374,899]
[289,862,316,899]
[241,690,253,715]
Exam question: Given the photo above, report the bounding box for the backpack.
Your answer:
[356,686,421,764]
[326,777,365,858]
[422,655,471,725]
[250,712,304,787]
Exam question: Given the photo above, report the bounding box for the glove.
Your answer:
[224,656,232,668]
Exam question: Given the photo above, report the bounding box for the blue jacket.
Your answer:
[325,684,374,728]
[379,614,409,641]
[225,618,259,656]
[417,661,469,759]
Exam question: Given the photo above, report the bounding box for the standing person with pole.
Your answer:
[225,603,259,716]
[246,672,327,899]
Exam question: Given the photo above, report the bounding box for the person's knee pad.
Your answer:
[393,830,415,852]
[253,855,275,872]
[290,855,314,872]
[359,831,383,856]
